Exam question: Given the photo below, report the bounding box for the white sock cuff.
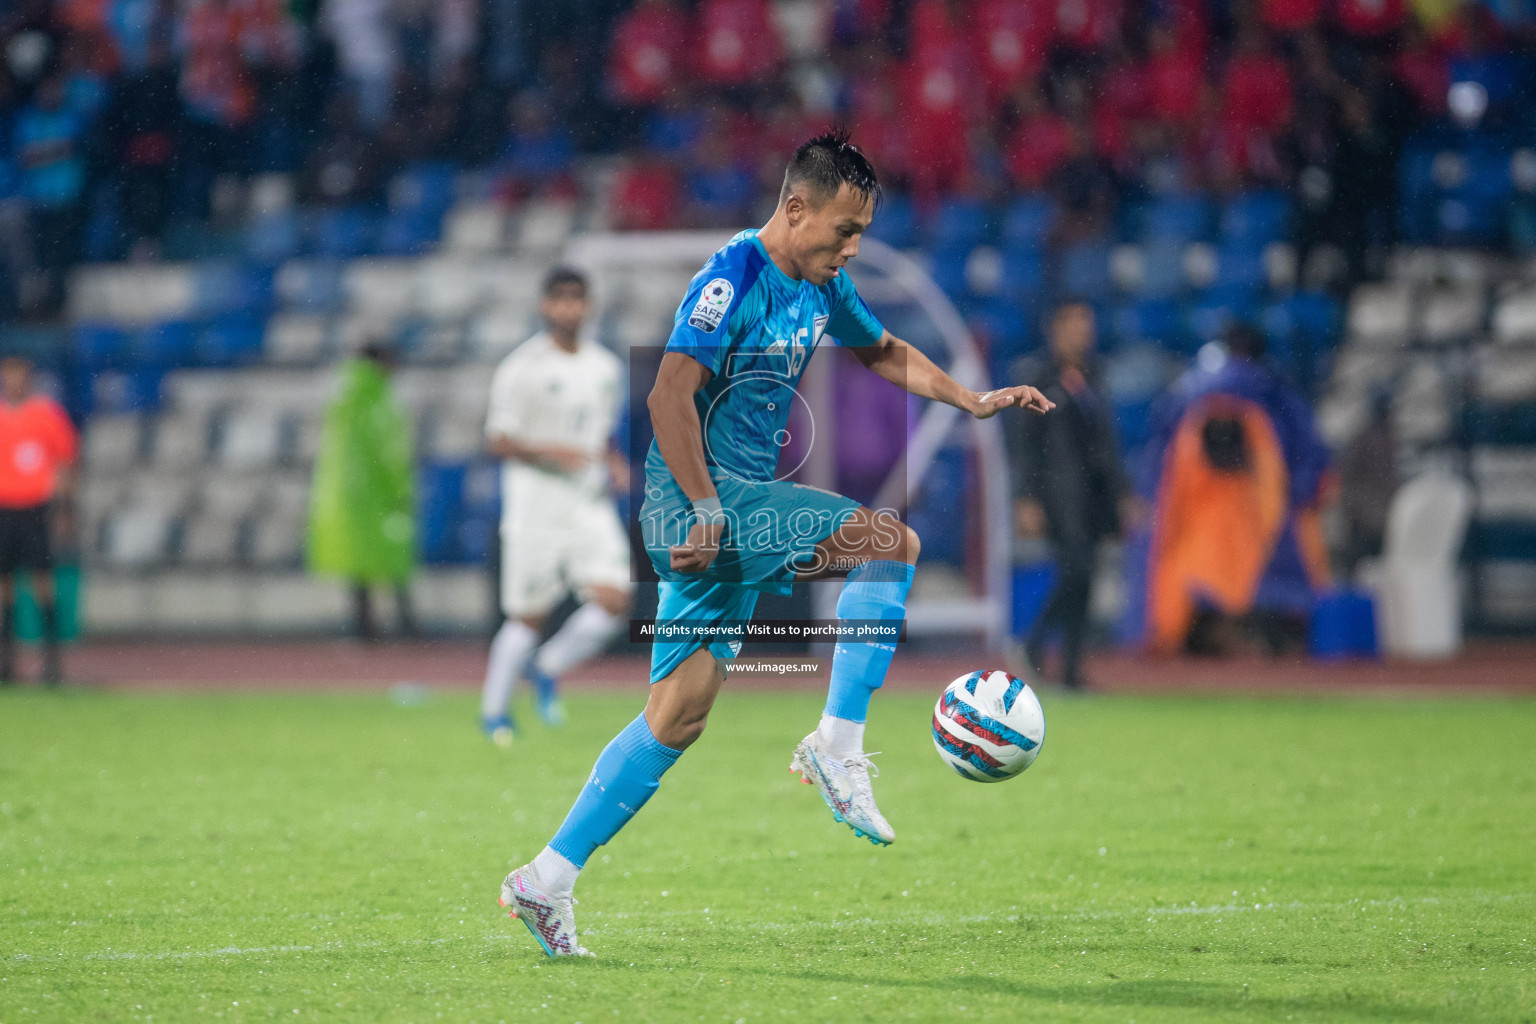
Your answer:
[817,714,866,758]
[531,845,581,896]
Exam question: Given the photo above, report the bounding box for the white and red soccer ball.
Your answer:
[931,669,1045,782]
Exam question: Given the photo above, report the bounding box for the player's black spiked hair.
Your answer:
[780,128,882,209]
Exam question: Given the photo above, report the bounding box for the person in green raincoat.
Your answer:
[307,342,417,639]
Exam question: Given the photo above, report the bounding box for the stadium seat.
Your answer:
[418,460,467,565]
[101,505,175,567]
[90,370,165,415]
[379,207,444,256]
[390,162,459,219]
[1419,284,1486,345]
[311,206,380,259]
[190,262,273,321]
[866,193,917,249]
[1346,283,1412,345]
[179,512,245,566]
[1001,197,1056,252]
[248,512,306,567]
[198,312,267,366]
[995,244,1044,300]
[344,260,420,321]
[1377,471,1472,658]
[263,313,332,365]
[1112,298,1183,349]
[217,407,287,470]
[151,411,214,470]
[1135,240,1186,299]
[132,320,198,368]
[1059,240,1113,301]
[83,414,144,474]
[73,324,129,372]
[1138,194,1213,245]
[275,260,347,314]
[443,201,508,253]
[926,198,990,252]
[516,201,577,252]
[1492,289,1536,344]
[1213,240,1269,292]
[1221,191,1290,246]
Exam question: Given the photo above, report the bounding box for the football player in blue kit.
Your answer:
[499,131,1054,957]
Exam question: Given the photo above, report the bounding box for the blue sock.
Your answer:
[548,713,683,868]
[824,560,915,723]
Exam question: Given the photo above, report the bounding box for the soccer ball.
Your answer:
[931,669,1045,782]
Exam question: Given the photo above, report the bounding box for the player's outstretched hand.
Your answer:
[670,521,724,573]
[970,385,1054,419]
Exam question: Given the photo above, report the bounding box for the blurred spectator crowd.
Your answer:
[1,0,1535,324]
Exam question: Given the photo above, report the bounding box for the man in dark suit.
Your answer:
[1006,301,1133,689]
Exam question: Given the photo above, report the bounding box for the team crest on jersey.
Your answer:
[689,278,734,332]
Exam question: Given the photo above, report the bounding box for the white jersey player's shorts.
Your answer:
[502,498,633,618]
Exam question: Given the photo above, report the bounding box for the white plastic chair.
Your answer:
[1377,471,1473,658]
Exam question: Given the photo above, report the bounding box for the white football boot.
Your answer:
[499,864,592,958]
[789,731,895,845]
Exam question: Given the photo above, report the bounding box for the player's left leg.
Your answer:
[788,508,920,845]
[524,502,635,725]
[525,586,631,726]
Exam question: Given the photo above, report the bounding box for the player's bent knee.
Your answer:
[901,525,921,565]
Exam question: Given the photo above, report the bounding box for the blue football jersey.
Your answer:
[643,229,885,502]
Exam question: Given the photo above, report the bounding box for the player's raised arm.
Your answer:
[850,330,1055,419]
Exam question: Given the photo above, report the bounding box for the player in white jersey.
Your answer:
[479,267,634,744]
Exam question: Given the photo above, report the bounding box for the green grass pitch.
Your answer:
[2,686,1534,1023]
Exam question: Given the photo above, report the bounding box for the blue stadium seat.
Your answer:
[1059,239,1113,300]
[997,244,1046,301]
[194,262,274,318]
[925,245,971,299]
[907,446,968,566]
[245,210,302,265]
[866,193,917,249]
[1112,298,1184,349]
[1221,191,1290,246]
[926,198,990,252]
[278,260,346,314]
[1213,240,1269,291]
[1135,239,1186,299]
[90,369,164,415]
[379,207,444,256]
[455,514,497,564]
[198,312,266,366]
[417,460,467,565]
[391,162,458,218]
[1187,286,1260,348]
[1139,194,1213,245]
[1001,197,1056,251]
[72,324,129,372]
[311,206,379,258]
[132,320,198,368]
[967,296,1031,383]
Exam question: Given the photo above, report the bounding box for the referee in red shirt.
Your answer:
[0,355,78,686]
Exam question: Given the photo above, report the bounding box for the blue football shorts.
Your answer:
[641,475,861,684]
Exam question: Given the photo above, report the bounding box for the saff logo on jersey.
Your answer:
[689,278,734,332]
